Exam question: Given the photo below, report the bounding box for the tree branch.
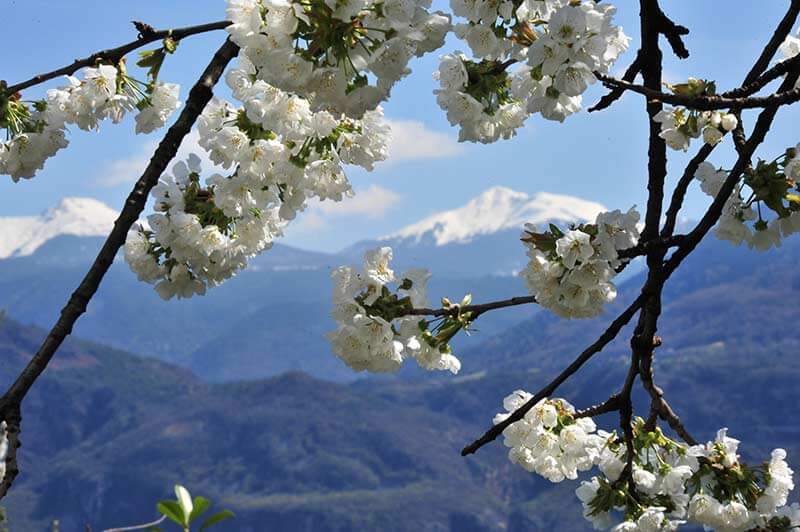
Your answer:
[741,0,800,86]
[656,7,690,59]
[0,38,240,500]
[461,293,645,456]
[722,53,800,99]
[661,144,715,238]
[596,73,800,111]
[588,53,642,113]
[2,20,231,97]
[574,394,621,419]
[406,295,537,318]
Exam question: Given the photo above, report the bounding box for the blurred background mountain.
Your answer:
[1,189,797,530]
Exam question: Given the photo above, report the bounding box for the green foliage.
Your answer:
[153,485,234,532]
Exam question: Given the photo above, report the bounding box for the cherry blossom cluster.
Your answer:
[651,77,739,152]
[1,62,180,182]
[125,59,391,298]
[494,392,607,483]
[434,52,527,143]
[328,246,464,374]
[519,207,640,318]
[655,106,738,152]
[225,0,450,119]
[697,146,800,252]
[436,0,629,142]
[493,391,798,531]
[577,423,797,531]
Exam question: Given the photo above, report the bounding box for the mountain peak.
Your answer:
[0,197,117,259]
[385,186,606,246]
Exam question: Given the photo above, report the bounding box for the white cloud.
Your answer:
[96,140,157,187]
[313,184,401,218]
[385,119,463,163]
[288,185,402,236]
[96,130,221,187]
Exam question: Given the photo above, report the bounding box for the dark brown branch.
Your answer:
[722,54,800,99]
[617,344,640,490]
[656,8,690,59]
[574,394,621,419]
[615,0,668,471]
[638,0,668,244]
[3,20,231,96]
[661,144,715,238]
[617,235,685,260]
[596,73,800,111]
[588,53,642,113]
[741,0,800,86]
[406,295,537,318]
[0,38,240,499]
[461,293,645,456]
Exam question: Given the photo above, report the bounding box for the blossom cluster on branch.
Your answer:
[494,393,798,532]
[519,207,640,318]
[698,144,800,252]
[1,43,181,182]
[435,0,629,142]
[125,61,391,298]
[225,0,450,119]
[328,246,464,373]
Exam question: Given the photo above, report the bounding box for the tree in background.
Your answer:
[3,0,800,529]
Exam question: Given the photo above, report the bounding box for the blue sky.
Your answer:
[2,1,799,252]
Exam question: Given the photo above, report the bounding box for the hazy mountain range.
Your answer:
[2,204,799,530]
[0,187,605,382]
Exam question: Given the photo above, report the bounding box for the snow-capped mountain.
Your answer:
[342,186,607,277]
[386,186,606,246]
[0,197,117,259]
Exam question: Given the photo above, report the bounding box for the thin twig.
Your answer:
[596,73,800,111]
[406,295,537,318]
[575,395,621,419]
[656,7,690,59]
[741,0,800,86]
[661,144,715,238]
[588,53,642,113]
[3,20,231,96]
[102,515,167,532]
[722,54,800,99]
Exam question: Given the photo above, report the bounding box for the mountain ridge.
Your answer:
[383,187,607,247]
[0,197,117,259]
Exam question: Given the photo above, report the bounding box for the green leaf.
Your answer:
[548,223,564,238]
[199,510,235,531]
[136,49,162,69]
[157,500,185,527]
[189,496,211,522]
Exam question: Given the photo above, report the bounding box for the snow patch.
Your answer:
[0,197,117,258]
